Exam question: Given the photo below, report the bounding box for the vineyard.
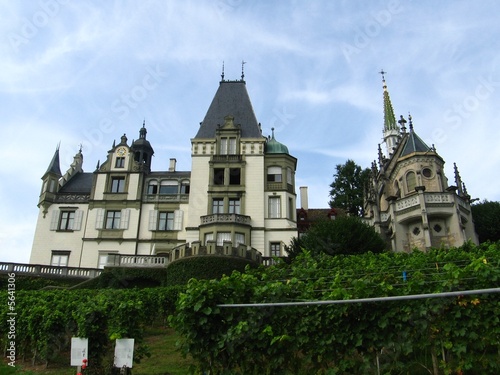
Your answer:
[1,241,500,374]
[171,242,500,374]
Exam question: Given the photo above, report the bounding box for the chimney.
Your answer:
[300,186,308,210]
[169,158,177,172]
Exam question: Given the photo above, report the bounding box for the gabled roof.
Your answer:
[400,130,431,157]
[194,80,262,139]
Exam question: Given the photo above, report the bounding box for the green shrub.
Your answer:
[166,255,258,286]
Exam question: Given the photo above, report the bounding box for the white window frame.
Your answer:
[268,196,281,218]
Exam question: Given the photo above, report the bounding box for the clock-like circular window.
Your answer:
[422,168,432,178]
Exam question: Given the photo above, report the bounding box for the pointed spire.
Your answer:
[112,139,116,148]
[241,60,246,81]
[45,145,62,176]
[378,143,384,167]
[454,162,464,196]
[139,120,147,139]
[221,61,225,81]
[380,70,398,132]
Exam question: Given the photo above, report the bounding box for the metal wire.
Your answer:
[217,287,500,308]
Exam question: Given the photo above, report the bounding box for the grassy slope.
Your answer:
[2,327,193,375]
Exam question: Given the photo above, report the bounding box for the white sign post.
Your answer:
[114,338,134,372]
[71,337,88,372]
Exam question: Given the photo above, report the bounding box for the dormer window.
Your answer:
[220,137,237,155]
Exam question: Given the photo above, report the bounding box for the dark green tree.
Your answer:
[471,200,500,243]
[329,159,371,216]
[285,216,387,259]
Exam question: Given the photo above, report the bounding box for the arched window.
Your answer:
[406,171,416,193]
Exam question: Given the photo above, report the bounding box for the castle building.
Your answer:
[363,73,478,252]
[30,75,298,268]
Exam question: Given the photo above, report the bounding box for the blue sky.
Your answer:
[1,0,499,263]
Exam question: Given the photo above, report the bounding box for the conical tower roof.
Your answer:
[195,80,261,139]
[45,146,62,176]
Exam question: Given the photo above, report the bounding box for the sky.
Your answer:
[1,0,499,264]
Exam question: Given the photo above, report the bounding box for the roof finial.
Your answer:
[241,60,246,81]
[379,69,387,91]
[398,115,407,133]
[271,127,275,138]
[78,143,83,153]
[408,112,413,132]
[221,61,225,81]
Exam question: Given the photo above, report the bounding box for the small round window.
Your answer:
[422,168,432,178]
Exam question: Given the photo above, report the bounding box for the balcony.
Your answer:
[106,254,169,268]
[212,155,243,163]
[200,213,251,226]
[0,262,102,279]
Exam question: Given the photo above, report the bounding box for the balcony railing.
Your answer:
[0,262,102,279]
[212,155,243,163]
[200,213,252,225]
[106,254,169,268]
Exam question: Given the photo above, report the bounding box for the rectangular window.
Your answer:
[158,212,174,231]
[216,232,231,246]
[147,181,158,194]
[235,233,245,245]
[212,198,224,214]
[288,197,294,220]
[98,254,109,269]
[51,252,69,267]
[159,180,178,194]
[270,242,281,257]
[106,210,121,229]
[229,168,241,185]
[267,166,282,182]
[228,138,237,154]
[228,198,241,214]
[213,168,225,185]
[115,157,125,168]
[59,211,75,230]
[111,177,125,193]
[268,197,281,218]
[204,232,214,244]
[287,167,293,184]
[220,138,227,155]
[180,182,190,194]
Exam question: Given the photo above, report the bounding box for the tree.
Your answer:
[285,216,387,259]
[471,200,500,243]
[329,159,371,216]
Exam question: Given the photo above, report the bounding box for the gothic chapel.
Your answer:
[363,72,478,252]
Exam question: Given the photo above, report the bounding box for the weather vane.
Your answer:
[379,69,386,80]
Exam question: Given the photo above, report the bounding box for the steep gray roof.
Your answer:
[400,130,431,157]
[45,148,62,176]
[194,80,262,139]
[58,173,93,194]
